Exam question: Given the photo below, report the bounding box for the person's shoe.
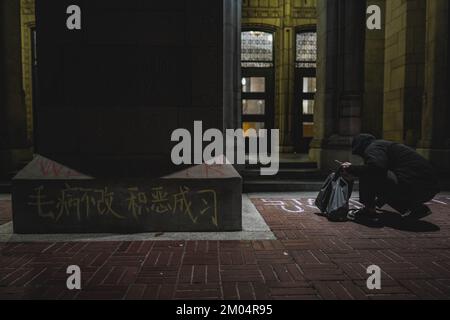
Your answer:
[347,209,358,221]
[401,205,432,221]
[347,208,378,221]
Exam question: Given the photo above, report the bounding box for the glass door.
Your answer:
[241,29,275,154]
[241,69,274,155]
[241,69,274,138]
[295,70,316,153]
[294,29,317,153]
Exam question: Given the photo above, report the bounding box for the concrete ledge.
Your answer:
[12,155,243,234]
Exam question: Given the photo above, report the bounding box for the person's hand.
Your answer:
[341,162,352,169]
[340,162,356,181]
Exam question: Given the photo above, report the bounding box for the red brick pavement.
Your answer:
[0,196,450,300]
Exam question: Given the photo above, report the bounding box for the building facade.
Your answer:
[1,0,449,181]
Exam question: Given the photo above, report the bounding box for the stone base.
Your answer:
[12,155,242,234]
[416,148,450,172]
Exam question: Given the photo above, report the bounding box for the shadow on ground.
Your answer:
[312,208,440,232]
[351,210,441,232]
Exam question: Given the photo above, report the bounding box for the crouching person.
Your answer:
[342,134,440,221]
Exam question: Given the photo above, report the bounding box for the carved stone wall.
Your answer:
[33,0,240,178]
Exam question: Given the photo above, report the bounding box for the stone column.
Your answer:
[362,0,385,138]
[383,0,426,145]
[0,0,32,179]
[278,0,295,152]
[223,0,242,131]
[417,0,450,171]
[310,0,366,170]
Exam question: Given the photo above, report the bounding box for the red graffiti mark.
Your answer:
[38,159,60,176]
[37,158,83,178]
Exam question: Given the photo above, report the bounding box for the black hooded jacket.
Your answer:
[348,134,440,198]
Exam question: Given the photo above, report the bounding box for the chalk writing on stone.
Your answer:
[27,184,219,227]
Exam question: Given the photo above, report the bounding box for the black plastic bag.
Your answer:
[315,171,354,222]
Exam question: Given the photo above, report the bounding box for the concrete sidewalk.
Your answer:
[0,195,275,242]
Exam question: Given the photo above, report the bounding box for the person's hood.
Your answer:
[352,134,376,156]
